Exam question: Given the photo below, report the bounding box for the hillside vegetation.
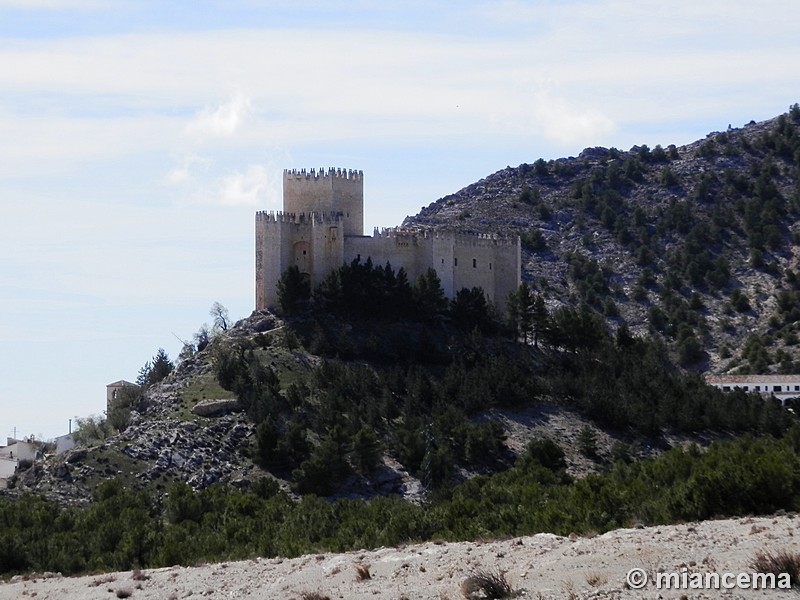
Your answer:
[4,261,800,576]
[407,105,800,372]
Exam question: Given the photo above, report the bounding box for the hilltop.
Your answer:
[406,105,800,373]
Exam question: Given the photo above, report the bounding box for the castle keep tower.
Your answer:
[283,168,363,237]
[255,167,521,312]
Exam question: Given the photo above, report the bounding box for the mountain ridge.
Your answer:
[405,106,800,373]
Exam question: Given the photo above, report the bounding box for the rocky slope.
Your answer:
[5,313,426,503]
[405,106,800,374]
[5,311,697,504]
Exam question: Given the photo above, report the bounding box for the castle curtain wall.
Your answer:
[309,215,345,284]
[452,236,496,303]
[344,232,431,283]
[431,233,456,298]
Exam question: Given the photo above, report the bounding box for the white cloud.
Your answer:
[185,91,252,138]
[0,113,180,177]
[165,153,212,185]
[219,164,272,206]
[0,7,796,182]
[531,92,616,146]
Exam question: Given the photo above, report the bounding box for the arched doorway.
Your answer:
[293,240,311,277]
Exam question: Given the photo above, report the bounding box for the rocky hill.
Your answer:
[7,107,800,506]
[405,105,800,373]
[3,313,664,504]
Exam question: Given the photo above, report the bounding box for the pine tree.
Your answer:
[277,265,311,315]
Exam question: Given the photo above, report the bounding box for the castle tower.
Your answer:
[283,167,364,237]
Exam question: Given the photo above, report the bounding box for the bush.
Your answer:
[750,549,800,587]
[521,228,547,251]
[577,426,599,458]
[461,569,515,599]
[730,288,751,313]
[677,335,703,366]
[520,437,566,472]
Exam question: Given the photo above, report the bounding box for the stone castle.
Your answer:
[255,167,521,311]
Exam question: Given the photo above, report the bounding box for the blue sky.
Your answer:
[1,0,798,441]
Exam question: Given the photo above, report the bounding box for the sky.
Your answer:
[0,0,797,441]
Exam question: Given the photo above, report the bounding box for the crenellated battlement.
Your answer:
[450,231,520,247]
[283,167,363,181]
[371,226,519,247]
[256,210,345,225]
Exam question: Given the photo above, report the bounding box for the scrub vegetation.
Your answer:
[2,263,799,577]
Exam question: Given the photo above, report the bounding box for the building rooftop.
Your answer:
[705,374,800,384]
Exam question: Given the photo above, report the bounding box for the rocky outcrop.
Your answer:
[191,398,240,417]
[120,416,256,488]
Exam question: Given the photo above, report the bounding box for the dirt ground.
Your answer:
[3,514,799,599]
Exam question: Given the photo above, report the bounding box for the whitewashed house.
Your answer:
[705,374,800,405]
[0,455,15,489]
[0,438,37,489]
[0,438,37,462]
[54,432,75,455]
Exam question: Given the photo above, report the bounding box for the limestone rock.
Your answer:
[191,399,241,417]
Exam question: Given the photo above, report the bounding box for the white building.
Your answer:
[705,374,800,405]
[0,456,15,489]
[0,438,37,489]
[54,433,75,455]
[0,438,37,462]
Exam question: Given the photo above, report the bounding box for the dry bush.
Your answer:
[355,562,371,581]
[751,548,800,586]
[461,568,516,599]
[131,568,149,581]
[562,579,578,600]
[115,589,133,599]
[89,574,116,587]
[300,593,331,600]
[584,571,607,587]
